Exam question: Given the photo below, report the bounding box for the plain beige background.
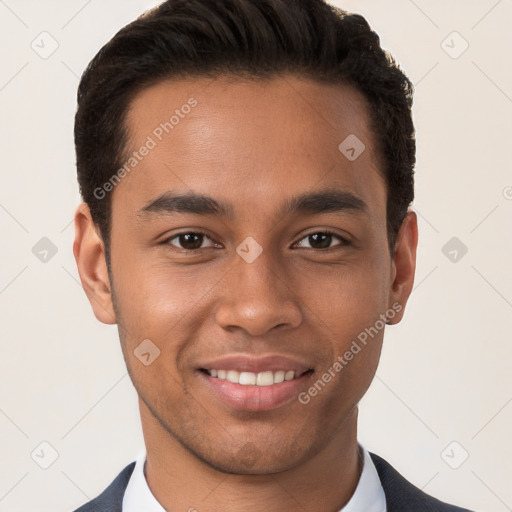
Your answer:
[0,1,511,511]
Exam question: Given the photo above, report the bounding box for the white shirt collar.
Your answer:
[122,442,386,512]
[122,448,165,512]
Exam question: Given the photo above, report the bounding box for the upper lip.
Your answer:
[198,354,313,374]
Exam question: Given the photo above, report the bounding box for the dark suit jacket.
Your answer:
[72,452,475,511]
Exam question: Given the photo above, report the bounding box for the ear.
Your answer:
[73,203,116,325]
[387,210,418,325]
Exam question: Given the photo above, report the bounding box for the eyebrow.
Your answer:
[136,188,368,220]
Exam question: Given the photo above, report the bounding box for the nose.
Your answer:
[214,248,303,337]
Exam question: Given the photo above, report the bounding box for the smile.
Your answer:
[199,368,314,412]
[206,369,299,386]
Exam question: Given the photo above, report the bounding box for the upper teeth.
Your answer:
[208,369,296,386]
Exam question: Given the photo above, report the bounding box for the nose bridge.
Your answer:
[234,246,282,300]
[214,243,302,335]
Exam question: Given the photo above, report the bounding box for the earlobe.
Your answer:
[73,203,117,325]
[387,210,418,325]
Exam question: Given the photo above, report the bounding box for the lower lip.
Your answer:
[199,371,313,412]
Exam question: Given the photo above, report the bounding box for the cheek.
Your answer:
[293,252,389,399]
[303,265,387,413]
[111,260,219,378]
[113,253,208,322]
[297,253,390,334]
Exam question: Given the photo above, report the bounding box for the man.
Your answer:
[71,0,474,510]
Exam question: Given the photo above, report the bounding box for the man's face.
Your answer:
[77,75,416,474]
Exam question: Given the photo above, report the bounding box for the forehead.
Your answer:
[116,75,385,220]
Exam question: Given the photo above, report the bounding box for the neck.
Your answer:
[139,399,363,512]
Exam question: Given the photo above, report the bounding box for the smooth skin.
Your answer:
[73,75,418,512]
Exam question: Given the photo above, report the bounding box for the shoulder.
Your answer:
[369,452,474,512]
[72,462,136,512]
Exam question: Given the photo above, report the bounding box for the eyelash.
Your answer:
[161,230,351,252]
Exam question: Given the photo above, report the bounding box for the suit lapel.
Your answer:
[73,462,135,512]
[369,451,470,512]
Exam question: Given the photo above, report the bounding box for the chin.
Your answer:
[202,451,302,476]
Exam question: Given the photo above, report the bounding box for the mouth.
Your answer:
[196,355,314,411]
[200,368,310,386]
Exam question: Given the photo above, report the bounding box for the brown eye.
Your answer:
[295,231,350,250]
[177,233,204,250]
[164,232,217,251]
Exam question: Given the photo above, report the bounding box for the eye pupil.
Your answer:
[180,233,203,249]
[309,233,332,249]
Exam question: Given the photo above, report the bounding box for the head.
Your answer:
[73,0,417,475]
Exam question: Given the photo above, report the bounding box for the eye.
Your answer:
[163,231,219,251]
[294,231,351,250]
[162,230,350,252]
